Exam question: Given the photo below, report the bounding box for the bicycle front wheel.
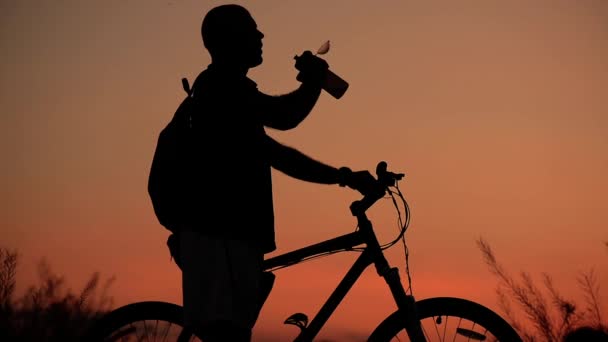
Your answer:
[368,297,522,341]
[83,301,200,342]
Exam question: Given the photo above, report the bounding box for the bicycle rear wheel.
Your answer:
[83,301,200,342]
[368,297,522,341]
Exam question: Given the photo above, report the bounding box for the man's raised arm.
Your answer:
[258,51,330,130]
[257,82,322,130]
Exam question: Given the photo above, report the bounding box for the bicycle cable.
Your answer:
[266,248,351,272]
[267,179,414,295]
[391,181,414,295]
[350,179,413,294]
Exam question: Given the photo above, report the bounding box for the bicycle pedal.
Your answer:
[284,312,308,331]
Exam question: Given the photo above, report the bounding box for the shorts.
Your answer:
[179,231,264,330]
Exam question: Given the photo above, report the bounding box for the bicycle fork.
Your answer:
[381,267,426,341]
[359,216,427,342]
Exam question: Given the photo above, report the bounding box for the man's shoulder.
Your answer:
[191,69,211,93]
[193,67,258,93]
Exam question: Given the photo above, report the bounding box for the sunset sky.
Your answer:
[2,0,607,340]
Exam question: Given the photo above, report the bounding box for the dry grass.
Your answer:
[0,247,114,341]
[477,237,607,342]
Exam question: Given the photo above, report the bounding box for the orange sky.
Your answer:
[2,0,607,340]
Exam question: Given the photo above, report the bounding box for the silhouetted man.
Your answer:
[178,4,377,341]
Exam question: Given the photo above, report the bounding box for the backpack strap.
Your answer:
[181,78,192,96]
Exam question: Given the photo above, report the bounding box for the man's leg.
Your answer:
[197,320,252,342]
[180,231,263,341]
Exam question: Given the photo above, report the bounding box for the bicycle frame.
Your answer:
[262,210,425,342]
[91,161,521,342]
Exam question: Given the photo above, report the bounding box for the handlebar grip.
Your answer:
[349,161,405,216]
[376,161,404,187]
[376,161,388,175]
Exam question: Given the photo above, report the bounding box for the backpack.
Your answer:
[148,78,195,232]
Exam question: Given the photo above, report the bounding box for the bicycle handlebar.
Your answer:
[349,161,404,217]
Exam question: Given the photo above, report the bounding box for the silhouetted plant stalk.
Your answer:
[0,247,115,341]
[477,237,607,342]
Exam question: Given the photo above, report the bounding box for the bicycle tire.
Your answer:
[83,301,199,342]
[368,297,522,341]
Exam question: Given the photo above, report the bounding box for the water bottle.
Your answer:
[295,40,349,99]
[323,69,349,99]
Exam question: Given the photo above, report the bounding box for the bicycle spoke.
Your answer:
[432,316,442,340]
[103,320,198,342]
[444,316,449,341]
[421,320,430,341]
[153,320,159,342]
[384,314,508,341]
[133,322,142,342]
[455,317,462,342]
[141,320,148,342]
[88,302,204,342]
[160,320,170,342]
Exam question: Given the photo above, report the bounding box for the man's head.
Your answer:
[201,4,264,69]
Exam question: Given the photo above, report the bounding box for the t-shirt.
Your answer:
[184,64,277,253]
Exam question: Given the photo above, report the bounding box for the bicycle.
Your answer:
[84,161,523,341]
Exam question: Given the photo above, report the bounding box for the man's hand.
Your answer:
[338,167,384,197]
[294,50,329,85]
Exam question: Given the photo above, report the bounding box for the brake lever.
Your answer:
[376,161,405,187]
[350,161,405,216]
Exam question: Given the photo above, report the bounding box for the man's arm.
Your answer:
[257,51,329,130]
[265,135,381,198]
[265,133,342,183]
[257,82,322,131]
